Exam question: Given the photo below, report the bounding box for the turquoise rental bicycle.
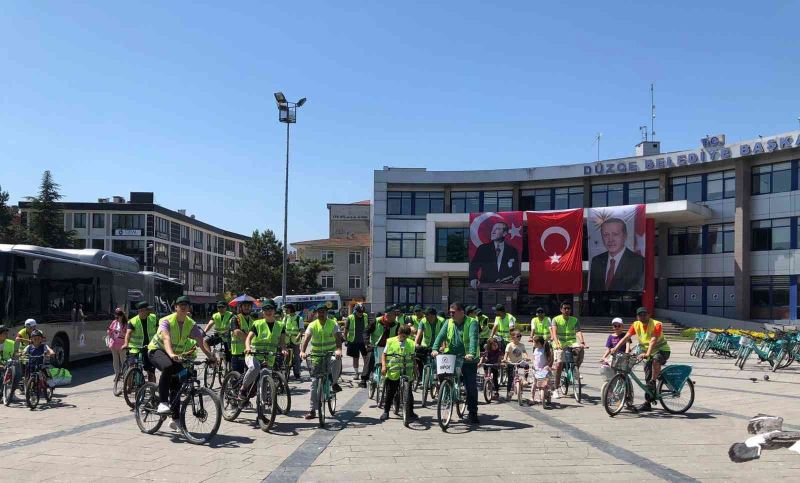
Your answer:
[435,354,465,431]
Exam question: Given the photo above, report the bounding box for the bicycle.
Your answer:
[121,346,148,409]
[134,353,222,445]
[435,354,466,431]
[203,330,231,389]
[504,361,530,406]
[530,367,554,408]
[219,350,291,431]
[24,354,54,410]
[310,351,339,428]
[601,351,695,417]
[2,352,24,406]
[419,350,438,408]
[555,346,584,404]
[368,346,387,408]
[385,353,415,427]
[480,363,499,404]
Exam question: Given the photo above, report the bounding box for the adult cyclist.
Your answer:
[550,301,586,398]
[229,298,256,374]
[204,301,234,367]
[282,303,305,381]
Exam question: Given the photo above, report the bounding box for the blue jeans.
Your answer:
[461,362,478,415]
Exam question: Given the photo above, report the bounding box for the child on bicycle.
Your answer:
[531,335,554,408]
[502,330,529,397]
[479,336,503,401]
[601,318,630,363]
[380,324,418,421]
[24,330,55,371]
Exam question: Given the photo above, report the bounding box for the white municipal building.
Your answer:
[368,131,800,327]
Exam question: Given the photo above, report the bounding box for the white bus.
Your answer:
[272,292,342,320]
[0,244,183,366]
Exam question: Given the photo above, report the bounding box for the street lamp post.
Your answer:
[274,92,306,304]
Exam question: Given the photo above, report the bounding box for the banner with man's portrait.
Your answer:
[587,204,646,292]
[468,211,523,290]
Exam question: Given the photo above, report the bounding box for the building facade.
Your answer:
[18,192,248,301]
[293,201,371,306]
[370,131,800,325]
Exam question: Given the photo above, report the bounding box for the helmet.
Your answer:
[24,319,37,328]
[30,329,44,338]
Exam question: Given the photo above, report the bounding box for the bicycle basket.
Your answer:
[610,353,635,372]
[599,364,616,382]
[310,355,332,377]
[660,365,692,393]
[704,332,718,341]
[562,348,574,364]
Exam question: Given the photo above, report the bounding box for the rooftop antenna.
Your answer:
[650,83,656,141]
[592,132,603,162]
[639,125,648,142]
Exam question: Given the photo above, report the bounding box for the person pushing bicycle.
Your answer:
[550,301,586,398]
[380,324,419,421]
[300,304,343,420]
[240,300,287,403]
[609,307,671,412]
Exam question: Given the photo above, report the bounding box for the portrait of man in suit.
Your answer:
[469,221,521,289]
[588,217,644,292]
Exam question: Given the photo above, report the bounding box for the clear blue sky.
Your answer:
[2,2,797,243]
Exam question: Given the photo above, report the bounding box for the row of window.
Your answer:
[73,213,146,230]
[751,275,793,320]
[667,224,735,255]
[319,250,364,264]
[669,170,735,202]
[320,275,362,290]
[666,277,736,318]
[520,186,583,211]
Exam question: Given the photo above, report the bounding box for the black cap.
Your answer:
[216,301,227,308]
[636,307,648,315]
[465,305,476,314]
[413,305,423,312]
[425,307,437,315]
[494,304,506,312]
[262,300,277,310]
[535,307,544,313]
[175,295,192,305]
[136,301,150,310]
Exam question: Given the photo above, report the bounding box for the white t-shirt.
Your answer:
[505,341,527,363]
[532,347,548,370]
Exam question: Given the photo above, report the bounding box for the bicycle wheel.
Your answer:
[328,385,337,415]
[421,366,430,408]
[401,379,410,427]
[689,338,698,357]
[602,374,627,417]
[559,367,571,397]
[25,376,40,410]
[113,369,125,397]
[3,366,15,406]
[273,372,291,415]
[437,379,454,430]
[456,385,466,418]
[317,379,327,427]
[573,366,582,404]
[134,382,165,434]
[44,380,53,402]
[483,375,493,404]
[658,378,695,414]
[378,379,387,409]
[221,371,243,421]
[738,347,751,369]
[413,365,421,392]
[774,348,793,371]
[257,374,277,432]
[123,367,145,409]
[700,341,712,359]
[283,349,292,382]
[369,378,377,400]
[203,360,219,389]
[517,378,523,406]
[180,387,221,445]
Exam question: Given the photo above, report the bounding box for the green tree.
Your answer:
[0,185,40,244]
[0,185,12,232]
[288,258,328,294]
[27,171,73,247]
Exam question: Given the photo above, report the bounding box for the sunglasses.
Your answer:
[612,324,622,327]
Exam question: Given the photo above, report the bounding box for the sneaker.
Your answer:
[635,402,653,412]
[468,413,480,425]
[304,411,316,420]
[332,383,342,393]
[169,419,179,430]
[379,412,389,421]
[358,381,367,388]
[543,402,551,410]
[156,403,172,415]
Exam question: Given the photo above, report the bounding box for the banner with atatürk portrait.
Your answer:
[468,211,523,290]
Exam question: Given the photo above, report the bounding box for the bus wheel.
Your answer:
[51,335,69,368]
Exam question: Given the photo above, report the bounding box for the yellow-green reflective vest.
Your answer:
[230,314,253,356]
[532,316,552,339]
[478,315,492,339]
[552,315,579,346]
[148,313,197,353]
[631,319,671,353]
[370,318,398,345]
[16,328,33,353]
[309,318,337,355]
[417,316,442,348]
[495,314,516,342]
[1,339,14,361]
[346,313,369,343]
[384,336,415,381]
[252,318,284,365]
[212,311,233,333]
[283,314,302,343]
[128,313,158,353]
[444,317,479,359]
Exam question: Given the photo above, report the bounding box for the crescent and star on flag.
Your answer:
[540,226,571,265]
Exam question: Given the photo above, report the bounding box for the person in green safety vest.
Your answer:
[475,308,492,351]
[550,301,586,398]
[413,307,443,381]
[123,301,159,382]
[203,301,234,365]
[490,304,517,349]
[432,301,481,425]
[300,304,343,420]
[360,306,400,388]
[0,325,20,403]
[147,295,217,424]
[282,303,305,381]
[528,307,552,344]
[229,298,256,374]
[379,324,419,421]
[239,300,287,403]
[344,304,369,382]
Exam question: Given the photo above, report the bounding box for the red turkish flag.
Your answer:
[527,209,584,294]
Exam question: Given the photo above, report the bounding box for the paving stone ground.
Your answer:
[1,333,798,482]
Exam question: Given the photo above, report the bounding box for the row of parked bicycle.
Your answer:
[689,326,800,371]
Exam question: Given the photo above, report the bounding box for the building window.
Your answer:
[447,278,478,308]
[112,240,144,264]
[668,226,703,255]
[706,170,736,200]
[113,214,145,230]
[450,191,481,213]
[91,239,105,250]
[482,191,513,212]
[387,191,444,216]
[181,248,189,267]
[751,218,791,251]
[193,251,203,270]
[667,278,703,314]
[92,213,105,229]
[349,276,361,289]
[385,278,443,309]
[520,189,553,211]
[627,180,660,204]
[707,223,734,253]
[73,238,86,248]
[386,232,425,258]
[555,186,584,209]
[155,217,170,239]
[751,276,790,319]
[349,251,362,264]
[705,277,736,318]
[321,250,335,263]
[321,275,334,289]
[193,229,203,249]
[752,162,792,195]
[73,213,87,229]
[669,175,703,202]
[435,228,468,262]
[180,225,190,245]
[591,184,624,207]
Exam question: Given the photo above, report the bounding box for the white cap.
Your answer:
[24,319,37,328]
[611,317,623,325]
